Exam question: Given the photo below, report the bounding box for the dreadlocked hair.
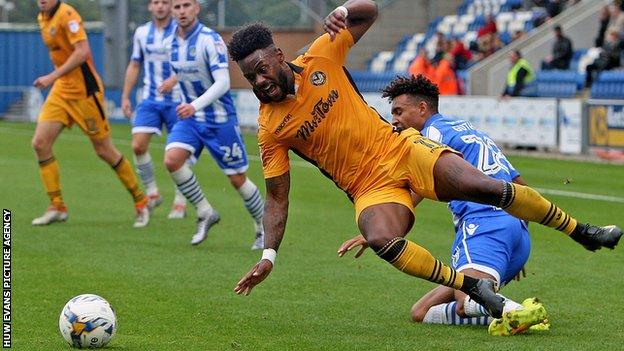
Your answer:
[228,22,274,62]
[381,74,440,109]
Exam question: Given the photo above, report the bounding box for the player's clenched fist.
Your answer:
[323,6,348,41]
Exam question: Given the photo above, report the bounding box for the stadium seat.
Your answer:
[535,70,584,97]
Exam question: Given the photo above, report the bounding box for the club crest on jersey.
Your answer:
[188,46,196,58]
[310,71,326,86]
[49,26,56,36]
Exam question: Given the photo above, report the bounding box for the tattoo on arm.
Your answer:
[263,172,290,251]
[443,162,465,188]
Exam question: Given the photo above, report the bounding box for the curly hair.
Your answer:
[381,74,439,110]
[228,22,274,62]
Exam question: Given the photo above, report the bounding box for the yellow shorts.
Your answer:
[38,90,110,140]
[354,129,459,221]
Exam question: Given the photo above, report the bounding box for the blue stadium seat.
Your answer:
[597,70,624,82]
[535,70,584,98]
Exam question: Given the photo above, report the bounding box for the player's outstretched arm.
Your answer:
[324,0,378,43]
[235,172,290,296]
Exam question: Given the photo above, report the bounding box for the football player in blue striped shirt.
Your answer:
[122,0,188,219]
[163,0,264,249]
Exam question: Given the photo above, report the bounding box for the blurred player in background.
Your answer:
[338,75,548,336]
[32,0,149,227]
[121,0,188,219]
[228,0,621,318]
[164,0,264,248]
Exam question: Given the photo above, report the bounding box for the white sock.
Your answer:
[134,152,158,196]
[236,178,264,225]
[502,296,523,314]
[170,165,213,218]
[423,302,492,326]
[173,188,186,205]
[463,295,490,317]
[423,304,447,324]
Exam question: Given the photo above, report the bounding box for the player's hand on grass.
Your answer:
[176,103,196,119]
[234,259,273,296]
[323,7,348,41]
[513,267,527,282]
[121,97,133,118]
[337,234,368,258]
[33,73,57,89]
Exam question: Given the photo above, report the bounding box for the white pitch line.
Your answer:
[2,126,622,203]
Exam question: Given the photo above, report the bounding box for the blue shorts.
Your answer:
[450,215,531,286]
[132,99,179,135]
[165,118,249,175]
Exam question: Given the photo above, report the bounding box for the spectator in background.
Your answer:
[542,25,573,70]
[533,0,563,26]
[586,29,623,87]
[502,50,535,97]
[431,32,447,65]
[408,48,434,80]
[434,53,459,95]
[450,38,472,70]
[477,15,497,54]
[607,3,624,36]
[595,5,611,48]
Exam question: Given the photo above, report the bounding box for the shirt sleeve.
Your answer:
[204,34,229,72]
[258,126,290,179]
[305,29,354,65]
[130,28,143,62]
[423,125,444,143]
[62,8,87,45]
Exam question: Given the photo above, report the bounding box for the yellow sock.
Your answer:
[38,156,65,209]
[112,156,146,206]
[376,237,465,289]
[501,183,577,235]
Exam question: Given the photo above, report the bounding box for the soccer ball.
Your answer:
[58,294,117,348]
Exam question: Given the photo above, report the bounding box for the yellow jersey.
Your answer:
[38,2,103,99]
[258,30,428,201]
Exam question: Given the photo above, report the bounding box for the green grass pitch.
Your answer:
[1,121,623,350]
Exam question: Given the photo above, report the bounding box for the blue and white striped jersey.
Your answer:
[422,113,520,224]
[131,19,181,103]
[165,22,237,126]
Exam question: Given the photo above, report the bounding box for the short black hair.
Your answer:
[228,22,274,62]
[382,75,439,110]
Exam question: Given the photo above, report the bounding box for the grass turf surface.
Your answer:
[1,121,623,350]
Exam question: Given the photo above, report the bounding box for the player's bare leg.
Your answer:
[432,151,622,251]
[31,121,68,225]
[90,136,148,227]
[228,173,265,250]
[165,148,219,245]
[358,202,506,318]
